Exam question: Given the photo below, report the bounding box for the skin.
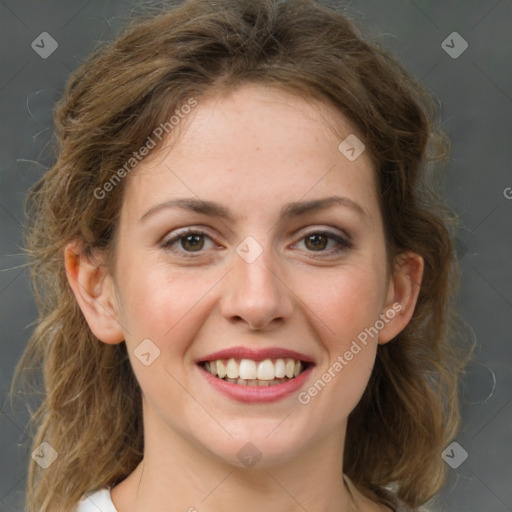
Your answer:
[65,83,423,512]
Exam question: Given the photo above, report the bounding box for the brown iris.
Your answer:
[181,234,205,251]
[304,233,328,251]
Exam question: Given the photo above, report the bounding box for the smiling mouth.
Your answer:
[200,358,310,387]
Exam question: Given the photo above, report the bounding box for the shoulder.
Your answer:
[375,486,431,512]
[73,488,118,512]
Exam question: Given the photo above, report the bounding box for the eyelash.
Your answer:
[161,228,353,258]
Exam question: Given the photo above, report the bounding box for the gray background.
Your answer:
[1,1,511,511]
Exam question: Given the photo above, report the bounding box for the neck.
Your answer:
[111,407,358,512]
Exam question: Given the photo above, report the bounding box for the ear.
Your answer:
[378,251,424,345]
[64,241,125,344]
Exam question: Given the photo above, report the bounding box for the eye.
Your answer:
[294,230,352,256]
[161,229,216,254]
[161,228,352,258]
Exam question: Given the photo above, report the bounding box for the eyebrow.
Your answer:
[139,195,367,223]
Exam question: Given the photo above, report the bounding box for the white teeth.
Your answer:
[239,359,257,380]
[226,358,239,379]
[275,358,286,378]
[285,358,295,378]
[257,359,275,380]
[203,357,308,384]
[216,360,227,379]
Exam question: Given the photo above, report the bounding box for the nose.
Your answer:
[219,244,294,331]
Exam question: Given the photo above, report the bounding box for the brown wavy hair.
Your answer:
[10,0,472,510]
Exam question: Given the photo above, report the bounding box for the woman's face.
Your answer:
[105,83,404,467]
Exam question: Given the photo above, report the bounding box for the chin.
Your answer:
[194,417,317,469]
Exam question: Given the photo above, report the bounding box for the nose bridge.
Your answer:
[220,236,294,330]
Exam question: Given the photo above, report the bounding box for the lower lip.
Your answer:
[199,365,313,403]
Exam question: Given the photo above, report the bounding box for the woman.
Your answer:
[12,0,470,510]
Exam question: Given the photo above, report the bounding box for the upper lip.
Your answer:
[197,346,315,364]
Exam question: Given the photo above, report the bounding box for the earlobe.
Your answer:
[64,241,125,344]
[378,251,424,345]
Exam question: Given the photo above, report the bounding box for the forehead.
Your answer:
[121,83,378,223]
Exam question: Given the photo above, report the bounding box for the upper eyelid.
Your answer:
[293,225,352,243]
[162,227,214,242]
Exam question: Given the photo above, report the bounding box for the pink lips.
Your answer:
[197,346,315,403]
[199,365,313,403]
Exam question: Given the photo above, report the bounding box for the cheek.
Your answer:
[115,260,218,352]
[302,264,386,343]
[296,264,385,412]
[115,268,212,404]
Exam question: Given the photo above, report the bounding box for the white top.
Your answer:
[75,486,419,512]
[75,488,118,512]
